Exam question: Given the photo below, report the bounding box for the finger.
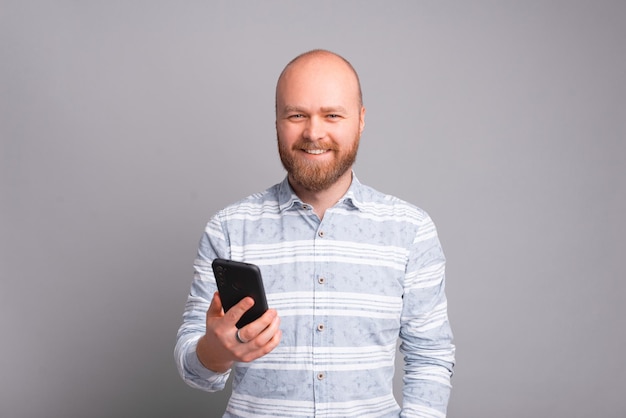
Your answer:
[237,317,282,362]
[206,292,225,318]
[254,314,281,346]
[238,309,279,346]
[222,296,255,325]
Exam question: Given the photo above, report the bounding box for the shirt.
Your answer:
[175,174,455,417]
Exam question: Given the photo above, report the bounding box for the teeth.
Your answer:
[305,149,326,155]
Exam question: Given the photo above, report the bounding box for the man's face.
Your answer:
[276,55,365,192]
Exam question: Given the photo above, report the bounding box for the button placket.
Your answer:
[313,220,329,398]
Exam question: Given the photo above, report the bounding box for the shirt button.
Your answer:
[302,204,309,210]
[317,372,325,380]
[318,277,326,284]
[318,230,325,238]
[317,324,325,332]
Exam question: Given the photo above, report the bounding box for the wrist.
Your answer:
[196,335,233,373]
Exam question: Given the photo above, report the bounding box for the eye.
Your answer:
[288,114,305,119]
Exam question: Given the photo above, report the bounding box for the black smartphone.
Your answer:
[211,258,269,329]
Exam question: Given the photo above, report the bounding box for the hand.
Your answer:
[196,292,282,373]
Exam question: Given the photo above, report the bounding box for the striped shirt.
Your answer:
[175,174,455,417]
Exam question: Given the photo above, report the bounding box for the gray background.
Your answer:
[2,1,625,417]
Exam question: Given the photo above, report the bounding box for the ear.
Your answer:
[359,106,366,135]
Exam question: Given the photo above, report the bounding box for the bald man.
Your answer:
[175,50,455,417]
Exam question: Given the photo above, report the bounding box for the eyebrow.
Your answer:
[281,105,349,114]
[281,105,305,114]
[321,106,348,114]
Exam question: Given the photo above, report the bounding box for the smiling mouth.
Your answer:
[304,149,328,155]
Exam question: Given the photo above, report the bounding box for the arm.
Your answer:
[174,216,281,391]
[400,215,455,417]
[174,262,229,391]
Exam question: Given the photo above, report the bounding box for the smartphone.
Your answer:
[211,258,269,329]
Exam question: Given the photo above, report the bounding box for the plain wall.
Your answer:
[2,1,625,417]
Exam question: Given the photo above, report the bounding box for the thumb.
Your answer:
[207,291,225,318]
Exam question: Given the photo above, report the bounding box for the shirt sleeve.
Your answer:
[174,215,232,392]
[399,214,455,417]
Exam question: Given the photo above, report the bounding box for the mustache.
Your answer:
[293,142,337,151]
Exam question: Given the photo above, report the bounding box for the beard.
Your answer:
[278,136,360,192]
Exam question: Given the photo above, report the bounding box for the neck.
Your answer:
[289,170,353,220]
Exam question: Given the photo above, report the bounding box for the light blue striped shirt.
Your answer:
[175,174,455,417]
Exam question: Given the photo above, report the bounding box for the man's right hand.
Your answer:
[196,292,282,373]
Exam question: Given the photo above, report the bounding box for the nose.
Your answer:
[303,116,325,141]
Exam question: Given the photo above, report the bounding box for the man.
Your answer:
[175,49,455,417]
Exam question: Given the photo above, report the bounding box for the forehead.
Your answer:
[276,55,360,108]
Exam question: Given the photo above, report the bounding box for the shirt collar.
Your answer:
[277,171,365,213]
[277,176,300,212]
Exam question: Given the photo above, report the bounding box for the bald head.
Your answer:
[274,49,366,195]
[276,49,363,111]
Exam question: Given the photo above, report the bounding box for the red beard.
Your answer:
[277,138,359,192]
